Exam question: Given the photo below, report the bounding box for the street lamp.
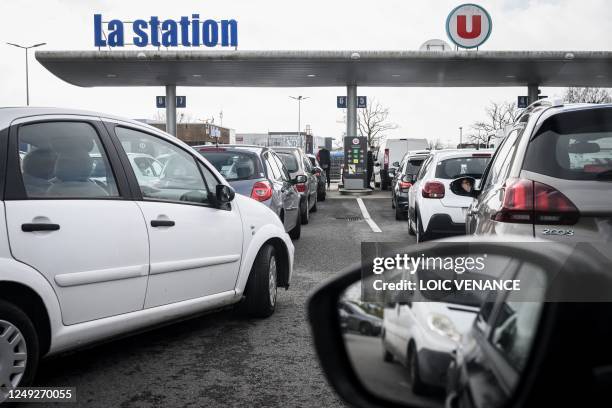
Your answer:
[459,126,463,148]
[6,42,46,106]
[290,95,309,149]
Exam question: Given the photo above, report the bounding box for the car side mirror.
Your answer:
[292,174,308,184]
[450,176,477,197]
[215,184,235,206]
[392,161,400,167]
[307,240,612,408]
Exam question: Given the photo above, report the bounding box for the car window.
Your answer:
[481,129,521,189]
[197,149,261,181]
[489,267,545,372]
[523,109,612,180]
[416,156,432,180]
[18,121,119,198]
[264,153,281,180]
[303,156,312,172]
[131,156,163,178]
[278,152,299,172]
[404,158,425,177]
[272,153,291,181]
[115,127,212,205]
[435,156,491,179]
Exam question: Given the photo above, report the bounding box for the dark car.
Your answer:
[391,150,430,220]
[307,153,327,201]
[195,144,303,239]
[273,147,319,225]
[338,300,382,336]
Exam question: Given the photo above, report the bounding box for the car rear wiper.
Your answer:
[595,169,612,180]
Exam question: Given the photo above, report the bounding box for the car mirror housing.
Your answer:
[307,240,612,408]
[292,174,308,184]
[215,184,235,206]
[450,176,477,197]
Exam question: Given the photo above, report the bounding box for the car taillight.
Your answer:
[493,178,579,225]
[398,181,412,191]
[383,149,389,170]
[422,181,445,198]
[251,181,273,202]
[295,183,306,193]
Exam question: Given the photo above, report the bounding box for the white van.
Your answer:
[374,138,429,190]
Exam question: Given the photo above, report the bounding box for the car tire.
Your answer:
[395,203,406,221]
[383,348,394,363]
[288,212,301,240]
[391,196,396,209]
[243,245,278,318]
[408,343,428,395]
[301,198,310,225]
[408,214,416,236]
[359,322,372,336]
[0,300,39,394]
[319,192,326,202]
[415,211,429,243]
[311,196,318,213]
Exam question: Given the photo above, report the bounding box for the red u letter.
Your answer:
[457,15,482,39]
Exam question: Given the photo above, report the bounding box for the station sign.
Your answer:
[94,14,238,48]
[517,96,529,108]
[343,136,368,189]
[337,96,368,109]
[446,4,492,49]
[156,96,186,108]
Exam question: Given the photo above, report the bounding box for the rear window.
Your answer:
[403,158,425,176]
[277,152,300,172]
[435,156,490,179]
[523,108,612,180]
[198,150,260,181]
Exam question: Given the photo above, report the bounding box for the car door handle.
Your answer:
[151,220,175,227]
[22,223,60,232]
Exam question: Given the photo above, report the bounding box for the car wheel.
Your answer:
[319,192,326,202]
[408,211,416,235]
[408,343,427,395]
[359,322,372,336]
[288,211,301,240]
[395,203,407,221]
[301,198,310,225]
[243,245,278,318]
[0,300,39,398]
[383,347,394,363]
[311,196,318,213]
[415,211,429,243]
[391,195,396,209]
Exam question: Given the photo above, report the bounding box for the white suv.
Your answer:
[0,108,294,393]
[408,150,492,242]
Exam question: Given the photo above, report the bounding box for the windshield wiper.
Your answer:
[595,169,612,180]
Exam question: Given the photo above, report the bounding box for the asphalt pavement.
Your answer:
[26,189,415,408]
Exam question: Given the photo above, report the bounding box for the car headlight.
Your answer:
[427,313,461,342]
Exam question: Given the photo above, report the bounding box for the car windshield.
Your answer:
[404,158,425,176]
[523,108,612,180]
[277,152,300,172]
[435,156,490,179]
[198,150,260,181]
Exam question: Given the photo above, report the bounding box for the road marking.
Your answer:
[356,198,382,233]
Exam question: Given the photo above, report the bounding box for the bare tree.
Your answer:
[563,87,612,104]
[428,138,445,150]
[471,101,520,137]
[357,99,398,147]
[467,130,490,147]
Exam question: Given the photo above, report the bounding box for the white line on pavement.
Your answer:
[356,198,382,233]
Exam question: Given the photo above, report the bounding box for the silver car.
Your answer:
[273,147,319,225]
[458,100,612,242]
[196,145,303,239]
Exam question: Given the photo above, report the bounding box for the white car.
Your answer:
[0,108,294,393]
[408,150,492,242]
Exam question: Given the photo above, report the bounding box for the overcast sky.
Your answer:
[1,0,610,146]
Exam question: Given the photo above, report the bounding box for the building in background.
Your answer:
[236,131,332,154]
[136,120,236,146]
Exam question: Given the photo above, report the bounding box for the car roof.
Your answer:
[430,149,494,160]
[192,144,266,153]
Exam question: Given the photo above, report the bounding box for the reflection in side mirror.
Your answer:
[450,176,477,197]
[215,184,235,205]
[292,174,308,184]
[393,161,400,167]
[308,241,612,408]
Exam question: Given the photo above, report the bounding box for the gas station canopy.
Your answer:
[36,50,612,88]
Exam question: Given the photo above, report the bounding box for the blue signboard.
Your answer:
[357,96,367,109]
[94,14,238,48]
[337,96,347,108]
[156,96,187,108]
[517,96,529,108]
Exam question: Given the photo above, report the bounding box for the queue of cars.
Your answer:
[0,108,319,393]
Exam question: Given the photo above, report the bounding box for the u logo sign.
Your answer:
[456,15,482,39]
